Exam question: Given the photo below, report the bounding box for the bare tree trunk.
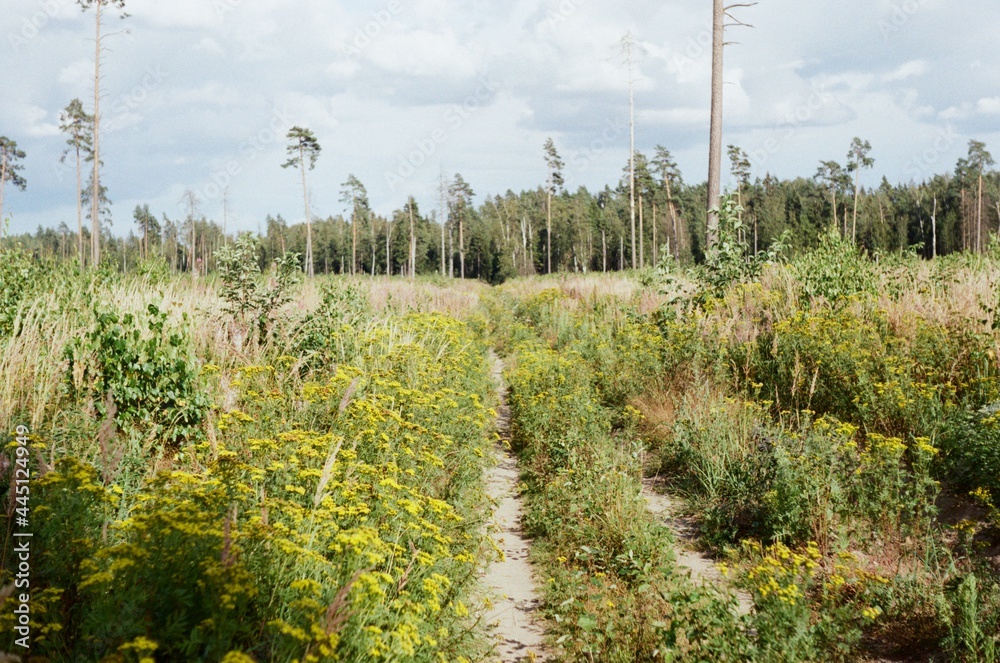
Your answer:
[638,194,644,268]
[351,213,357,275]
[852,166,861,243]
[962,189,968,252]
[626,36,637,268]
[385,217,392,276]
[519,216,527,276]
[191,220,196,281]
[829,187,837,231]
[546,184,552,274]
[931,196,937,259]
[602,229,607,272]
[706,0,724,249]
[91,1,102,267]
[299,145,313,277]
[76,146,84,265]
[977,171,984,252]
[528,218,534,269]
[459,215,465,279]
[665,176,680,260]
[652,202,657,264]
[408,200,416,279]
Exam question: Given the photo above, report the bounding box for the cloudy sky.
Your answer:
[2,0,998,236]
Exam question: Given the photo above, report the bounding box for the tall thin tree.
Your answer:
[59,99,93,265]
[283,126,321,277]
[78,0,127,267]
[622,31,638,268]
[0,137,27,237]
[652,145,683,260]
[340,175,368,276]
[815,160,848,233]
[707,1,755,249]
[408,196,417,279]
[846,137,874,243]
[543,137,565,274]
[449,174,474,279]
[962,140,994,252]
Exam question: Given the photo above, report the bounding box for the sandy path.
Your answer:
[482,351,548,662]
[641,477,753,616]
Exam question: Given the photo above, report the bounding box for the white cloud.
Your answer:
[364,30,477,79]
[977,97,1000,115]
[882,60,927,82]
[195,37,225,55]
[3,0,1000,236]
[22,105,60,137]
[639,108,706,126]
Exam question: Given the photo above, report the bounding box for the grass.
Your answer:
[1,240,999,661]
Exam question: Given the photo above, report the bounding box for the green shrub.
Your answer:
[0,245,44,335]
[215,233,301,343]
[791,229,877,305]
[693,197,789,299]
[65,303,208,447]
[290,281,372,370]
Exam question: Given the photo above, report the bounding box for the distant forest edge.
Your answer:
[3,139,999,284]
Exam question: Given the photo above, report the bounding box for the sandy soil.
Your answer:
[641,477,753,616]
[482,351,548,662]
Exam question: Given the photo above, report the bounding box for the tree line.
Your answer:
[4,133,998,283]
[1,0,997,280]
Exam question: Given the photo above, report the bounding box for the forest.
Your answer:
[4,137,999,283]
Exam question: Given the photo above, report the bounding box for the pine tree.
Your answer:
[543,137,565,274]
[0,137,27,236]
[59,99,94,265]
[282,127,321,276]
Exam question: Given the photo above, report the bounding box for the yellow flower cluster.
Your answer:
[744,541,821,606]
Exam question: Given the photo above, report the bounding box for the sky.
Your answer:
[2,0,999,237]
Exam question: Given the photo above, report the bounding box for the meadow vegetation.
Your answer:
[2,210,1000,661]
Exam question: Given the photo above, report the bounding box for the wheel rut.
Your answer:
[482,351,548,662]
[641,477,753,616]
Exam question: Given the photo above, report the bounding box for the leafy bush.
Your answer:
[290,281,372,370]
[215,233,301,343]
[65,303,208,447]
[693,198,789,298]
[0,245,44,336]
[791,229,877,305]
[737,541,882,662]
